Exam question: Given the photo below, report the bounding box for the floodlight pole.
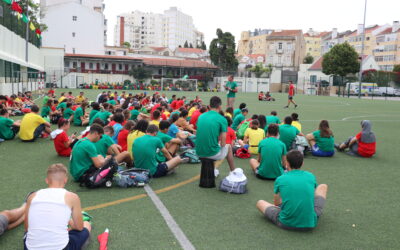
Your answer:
[358,0,367,98]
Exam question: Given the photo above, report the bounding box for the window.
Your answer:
[287,43,292,50]
[72,62,77,68]
[89,63,93,69]
[72,32,75,37]
[278,43,283,50]
[119,64,122,70]
[72,16,77,21]
[158,69,162,75]
[104,63,108,70]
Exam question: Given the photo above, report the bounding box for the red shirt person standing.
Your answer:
[284,81,298,109]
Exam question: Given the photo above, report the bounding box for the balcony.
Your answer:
[276,49,284,54]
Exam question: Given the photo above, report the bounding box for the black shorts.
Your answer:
[288,96,293,100]
[152,163,169,178]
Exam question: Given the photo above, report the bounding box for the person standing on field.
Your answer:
[224,75,238,108]
[284,81,298,109]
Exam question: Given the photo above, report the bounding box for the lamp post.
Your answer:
[358,0,368,98]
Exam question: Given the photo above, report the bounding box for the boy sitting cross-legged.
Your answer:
[256,150,328,231]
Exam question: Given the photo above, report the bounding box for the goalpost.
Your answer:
[160,78,198,92]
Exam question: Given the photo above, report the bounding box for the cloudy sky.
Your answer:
[104,0,400,46]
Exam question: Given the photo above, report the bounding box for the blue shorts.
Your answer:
[24,228,89,250]
[312,145,334,157]
[152,163,169,178]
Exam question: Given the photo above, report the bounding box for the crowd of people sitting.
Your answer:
[0,89,377,248]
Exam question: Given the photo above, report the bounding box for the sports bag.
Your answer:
[235,148,251,159]
[80,156,119,188]
[113,168,150,188]
[180,149,200,164]
[219,178,247,194]
[236,120,250,139]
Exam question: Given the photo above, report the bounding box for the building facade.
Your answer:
[237,29,273,56]
[304,29,328,59]
[114,7,202,51]
[344,25,388,56]
[373,22,400,71]
[40,0,107,55]
[265,30,306,71]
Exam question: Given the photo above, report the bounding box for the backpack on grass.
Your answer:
[113,168,150,188]
[79,156,119,188]
[235,148,251,159]
[236,121,250,139]
[180,149,200,164]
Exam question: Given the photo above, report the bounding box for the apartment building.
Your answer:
[344,24,390,56]
[320,29,353,55]
[373,21,400,71]
[237,29,273,56]
[41,0,107,55]
[114,7,202,51]
[304,29,328,59]
[265,30,306,71]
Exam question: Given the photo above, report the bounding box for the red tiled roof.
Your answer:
[176,48,205,54]
[377,27,394,36]
[141,58,217,69]
[269,30,302,37]
[65,54,141,60]
[149,47,168,52]
[309,57,323,70]
[247,54,265,59]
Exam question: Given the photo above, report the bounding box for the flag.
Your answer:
[3,0,12,5]
[11,1,23,14]
[35,28,41,35]
[29,22,35,31]
[22,14,29,23]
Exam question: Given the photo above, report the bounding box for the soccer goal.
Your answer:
[160,78,198,91]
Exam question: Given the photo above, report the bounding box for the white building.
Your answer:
[114,10,165,49]
[114,7,202,51]
[40,0,107,55]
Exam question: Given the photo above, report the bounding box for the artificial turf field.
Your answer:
[1,89,400,250]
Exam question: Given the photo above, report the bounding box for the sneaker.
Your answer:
[295,104,298,108]
[283,106,288,109]
[334,143,344,152]
[214,169,219,177]
[181,157,190,164]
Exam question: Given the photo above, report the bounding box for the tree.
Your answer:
[303,54,314,64]
[201,41,207,50]
[393,64,400,73]
[189,43,193,48]
[249,63,270,78]
[322,42,359,78]
[122,42,131,48]
[209,28,239,73]
[184,41,189,48]
[129,67,151,82]
[20,0,48,31]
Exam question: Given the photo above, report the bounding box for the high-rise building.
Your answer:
[114,10,165,49]
[40,0,107,55]
[114,7,201,50]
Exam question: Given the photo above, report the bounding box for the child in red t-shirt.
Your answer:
[51,119,76,157]
[225,116,236,146]
[117,120,135,152]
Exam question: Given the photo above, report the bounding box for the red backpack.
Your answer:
[235,148,251,159]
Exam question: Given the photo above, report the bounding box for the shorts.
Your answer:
[21,124,46,142]
[255,168,276,180]
[288,95,293,100]
[205,145,230,161]
[152,163,169,178]
[0,214,9,236]
[312,145,334,157]
[24,228,90,250]
[264,196,326,231]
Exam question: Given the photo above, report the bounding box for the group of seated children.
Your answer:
[258,91,275,101]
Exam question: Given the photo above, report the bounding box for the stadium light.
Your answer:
[358,0,368,99]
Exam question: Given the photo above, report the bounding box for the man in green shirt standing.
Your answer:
[256,150,328,230]
[0,109,21,140]
[224,75,238,108]
[279,116,304,151]
[133,125,188,178]
[196,96,235,171]
[249,124,287,180]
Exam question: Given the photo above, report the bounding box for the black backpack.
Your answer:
[79,156,119,188]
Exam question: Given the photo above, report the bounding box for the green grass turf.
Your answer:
[1,89,400,249]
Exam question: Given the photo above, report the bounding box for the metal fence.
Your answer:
[0,1,41,48]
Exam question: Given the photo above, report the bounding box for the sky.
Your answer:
[104,0,400,46]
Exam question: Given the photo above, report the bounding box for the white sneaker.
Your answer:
[214,169,220,177]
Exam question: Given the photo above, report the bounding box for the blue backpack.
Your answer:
[181,149,201,164]
[113,168,150,188]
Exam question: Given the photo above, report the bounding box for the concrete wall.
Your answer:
[0,80,43,96]
[59,72,134,88]
[215,77,270,93]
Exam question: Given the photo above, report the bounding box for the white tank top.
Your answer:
[26,188,72,250]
